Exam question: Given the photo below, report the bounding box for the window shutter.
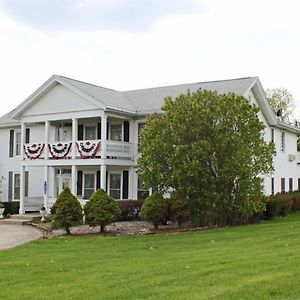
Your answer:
[25,171,29,197]
[124,121,129,142]
[106,171,108,191]
[122,170,129,199]
[77,171,83,196]
[9,130,14,157]
[97,123,101,140]
[8,171,13,201]
[78,125,84,141]
[106,123,109,139]
[25,128,30,144]
[96,170,100,189]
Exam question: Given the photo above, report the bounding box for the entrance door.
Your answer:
[56,174,71,196]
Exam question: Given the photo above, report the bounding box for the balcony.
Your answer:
[23,140,133,161]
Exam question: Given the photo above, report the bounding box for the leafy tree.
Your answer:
[169,191,191,226]
[140,192,167,229]
[138,90,275,225]
[84,188,121,233]
[51,187,83,235]
[266,88,295,122]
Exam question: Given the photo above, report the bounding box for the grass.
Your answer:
[1,214,300,300]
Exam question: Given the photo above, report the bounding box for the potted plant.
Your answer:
[40,206,47,221]
[0,201,5,219]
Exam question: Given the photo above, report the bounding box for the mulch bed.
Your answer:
[31,221,212,238]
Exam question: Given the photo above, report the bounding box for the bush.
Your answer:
[168,191,191,226]
[84,189,121,233]
[51,188,83,235]
[117,200,144,221]
[1,201,20,216]
[140,192,167,229]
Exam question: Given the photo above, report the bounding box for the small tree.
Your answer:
[51,188,83,235]
[169,191,191,226]
[140,192,167,229]
[84,188,121,233]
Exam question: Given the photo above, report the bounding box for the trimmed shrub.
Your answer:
[51,188,83,235]
[2,201,20,216]
[169,191,191,226]
[140,192,167,229]
[84,188,121,233]
[117,200,144,221]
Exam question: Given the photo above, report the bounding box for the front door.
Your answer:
[56,174,71,196]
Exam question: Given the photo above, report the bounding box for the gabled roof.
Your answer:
[0,75,299,134]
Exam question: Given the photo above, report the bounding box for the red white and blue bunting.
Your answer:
[76,141,100,159]
[23,143,45,160]
[48,142,72,159]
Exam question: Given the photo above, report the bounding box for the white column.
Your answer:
[72,118,78,160]
[128,168,134,200]
[21,122,26,161]
[43,166,48,210]
[44,121,50,160]
[19,166,26,214]
[71,164,77,196]
[100,164,107,191]
[101,114,107,159]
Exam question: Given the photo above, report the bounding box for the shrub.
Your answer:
[51,188,83,235]
[84,189,121,233]
[140,192,167,229]
[1,201,20,216]
[117,200,144,221]
[169,191,191,226]
[265,196,283,219]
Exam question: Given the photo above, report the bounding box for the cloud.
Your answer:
[0,0,203,32]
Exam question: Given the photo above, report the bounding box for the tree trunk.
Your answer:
[65,226,71,235]
[100,224,106,233]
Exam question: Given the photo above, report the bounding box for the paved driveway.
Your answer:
[0,224,42,250]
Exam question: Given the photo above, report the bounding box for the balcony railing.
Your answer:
[23,140,133,160]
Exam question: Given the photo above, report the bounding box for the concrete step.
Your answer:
[10,214,42,222]
[0,218,31,225]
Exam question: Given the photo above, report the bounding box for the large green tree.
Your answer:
[266,87,295,122]
[138,90,275,224]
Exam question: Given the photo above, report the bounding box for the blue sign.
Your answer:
[44,181,47,194]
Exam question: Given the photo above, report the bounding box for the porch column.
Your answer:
[44,166,49,210]
[101,114,107,159]
[128,168,134,199]
[19,166,26,214]
[21,122,26,161]
[72,118,78,160]
[71,165,77,196]
[100,164,107,191]
[44,120,50,160]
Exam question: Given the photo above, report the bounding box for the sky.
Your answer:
[1,0,300,116]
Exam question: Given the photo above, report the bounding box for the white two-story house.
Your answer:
[0,75,299,213]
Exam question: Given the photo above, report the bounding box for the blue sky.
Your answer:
[1,0,300,116]
[0,0,202,32]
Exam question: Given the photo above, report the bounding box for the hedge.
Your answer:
[2,201,20,216]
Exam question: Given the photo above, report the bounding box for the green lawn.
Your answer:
[1,214,300,300]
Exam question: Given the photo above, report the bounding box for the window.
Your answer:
[138,123,145,151]
[110,124,122,141]
[280,132,285,152]
[57,124,72,141]
[109,173,121,199]
[15,131,21,156]
[85,126,97,140]
[271,128,275,143]
[14,173,20,199]
[289,178,293,192]
[138,176,149,200]
[83,173,95,199]
[271,178,274,195]
[281,178,285,193]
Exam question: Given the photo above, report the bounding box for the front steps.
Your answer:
[0,214,42,225]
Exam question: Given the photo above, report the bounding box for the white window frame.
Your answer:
[13,172,20,200]
[84,124,98,141]
[108,171,123,200]
[83,171,96,199]
[109,122,123,141]
[15,130,21,156]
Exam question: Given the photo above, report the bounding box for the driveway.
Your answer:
[0,224,42,250]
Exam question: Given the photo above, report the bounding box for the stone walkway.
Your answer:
[0,224,42,250]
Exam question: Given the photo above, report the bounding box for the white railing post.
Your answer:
[72,118,78,160]
[101,114,107,159]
